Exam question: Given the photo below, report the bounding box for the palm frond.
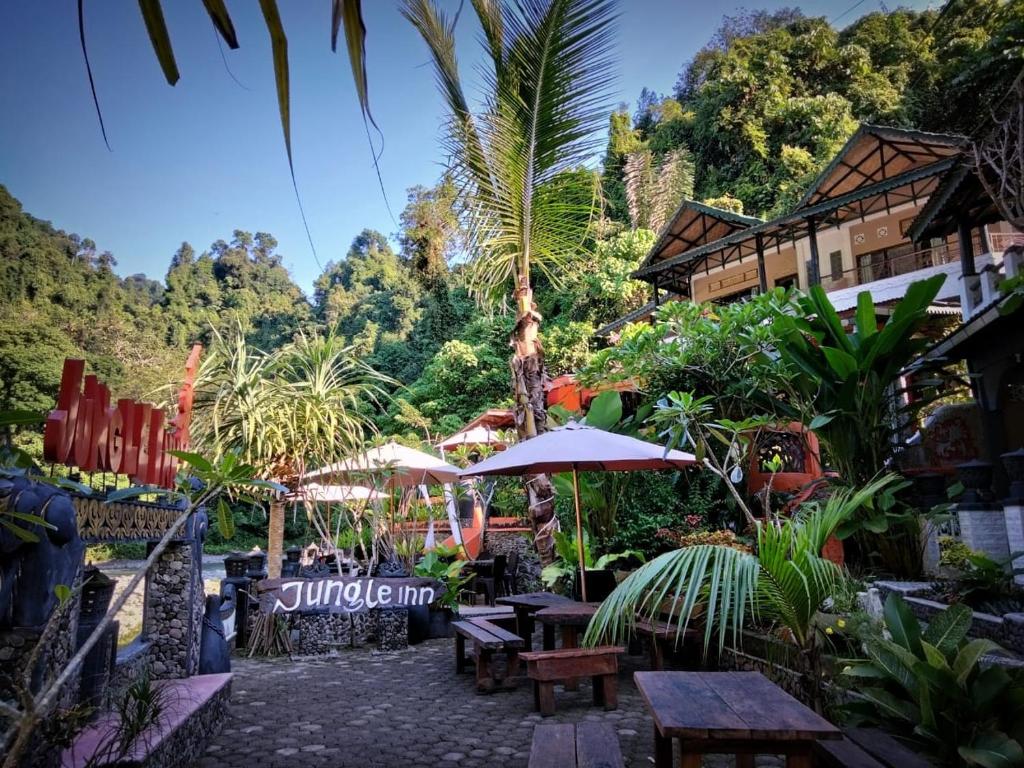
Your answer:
[406,0,616,300]
[584,544,759,655]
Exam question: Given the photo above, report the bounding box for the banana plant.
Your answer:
[549,390,655,541]
[772,274,946,487]
[844,593,1024,767]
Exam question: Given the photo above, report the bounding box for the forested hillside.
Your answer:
[602,2,1022,222]
[0,179,649,447]
[3,1,1021,451]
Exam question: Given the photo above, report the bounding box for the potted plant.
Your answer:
[540,529,643,600]
[413,544,473,639]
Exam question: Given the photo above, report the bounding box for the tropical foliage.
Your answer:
[844,593,1024,767]
[189,326,388,573]
[772,275,947,486]
[540,529,643,592]
[404,0,617,563]
[601,3,1023,222]
[584,475,901,655]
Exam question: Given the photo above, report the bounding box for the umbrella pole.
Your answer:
[572,466,587,602]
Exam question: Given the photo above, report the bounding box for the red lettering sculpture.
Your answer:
[43,345,202,490]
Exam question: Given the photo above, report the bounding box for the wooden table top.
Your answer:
[534,602,601,626]
[495,592,574,611]
[634,672,842,742]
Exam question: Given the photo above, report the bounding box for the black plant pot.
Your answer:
[407,604,430,645]
[427,607,456,639]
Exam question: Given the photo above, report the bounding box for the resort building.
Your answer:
[597,124,1022,337]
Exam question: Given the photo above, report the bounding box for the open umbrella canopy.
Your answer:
[285,483,380,503]
[436,424,511,452]
[457,422,698,477]
[457,422,697,601]
[305,441,461,488]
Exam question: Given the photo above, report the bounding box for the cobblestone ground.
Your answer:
[201,634,786,768]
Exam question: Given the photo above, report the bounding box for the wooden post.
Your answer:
[807,217,821,287]
[755,232,768,293]
[572,466,587,602]
[958,218,977,276]
[652,274,660,308]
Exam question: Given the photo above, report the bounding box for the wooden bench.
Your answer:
[519,646,624,716]
[453,617,524,693]
[634,618,696,670]
[528,722,625,768]
[814,727,935,768]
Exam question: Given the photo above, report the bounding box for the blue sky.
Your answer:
[0,0,935,294]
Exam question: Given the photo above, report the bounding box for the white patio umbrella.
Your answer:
[458,422,698,600]
[285,483,380,503]
[304,441,461,488]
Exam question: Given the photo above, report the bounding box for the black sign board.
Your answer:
[256,576,442,614]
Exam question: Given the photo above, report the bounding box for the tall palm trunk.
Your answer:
[267,499,285,578]
[511,277,556,565]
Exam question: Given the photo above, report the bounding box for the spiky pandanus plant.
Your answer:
[189,326,388,578]
[403,0,617,563]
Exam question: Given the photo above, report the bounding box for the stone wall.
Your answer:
[959,507,1011,563]
[290,608,409,655]
[293,614,352,655]
[1006,504,1024,586]
[108,639,153,708]
[875,581,1024,655]
[0,590,82,768]
[484,531,541,593]
[144,541,204,678]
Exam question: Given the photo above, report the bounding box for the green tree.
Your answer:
[190,327,388,577]
[313,230,423,354]
[398,179,461,287]
[404,0,617,563]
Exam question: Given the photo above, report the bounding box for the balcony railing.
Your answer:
[820,243,960,292]
[989,231,1024,252]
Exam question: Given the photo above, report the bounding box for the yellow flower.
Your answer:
[825,627,834,635]
[837,619,846,629]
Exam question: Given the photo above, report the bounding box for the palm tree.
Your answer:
[584,475,900,664]
[403,0,617,563]
[190,326,388,577]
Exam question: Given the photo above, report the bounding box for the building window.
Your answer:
[774,274,799,290]
[829,250,844,281]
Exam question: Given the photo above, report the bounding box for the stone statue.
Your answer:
[198,594,231,674]
[0,477,84,628]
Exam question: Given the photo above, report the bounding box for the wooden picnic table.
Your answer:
[495,591,573,651]
[634,671,841,768]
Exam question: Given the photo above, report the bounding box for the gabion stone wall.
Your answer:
[290,608,410,654]
[484,531,541,593]
[1006,504,1024,586]
[374,607,408,652]
[293,614,352,655]
[144,541,204,678]
[0,590,82,768]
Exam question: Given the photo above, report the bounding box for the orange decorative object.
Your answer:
[43,345,202,490]
[545,374,636,415]
[746,422,823,495]
[821,535,845,567]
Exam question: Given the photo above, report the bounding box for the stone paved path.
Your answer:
[200,637,786,768]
